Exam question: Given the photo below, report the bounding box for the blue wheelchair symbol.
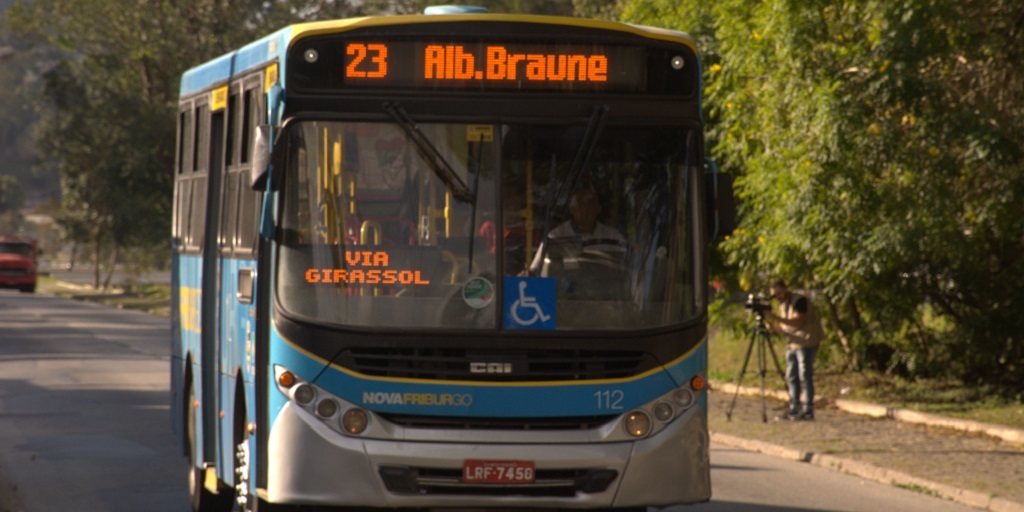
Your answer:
[503,277,555,330]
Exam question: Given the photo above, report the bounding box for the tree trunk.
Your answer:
[825,297,859,370]
[92,229,102,289]
[102,244,118,290]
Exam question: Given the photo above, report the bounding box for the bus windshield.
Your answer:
[277,120,700,331]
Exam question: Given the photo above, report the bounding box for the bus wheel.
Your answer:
[186,386,233,512]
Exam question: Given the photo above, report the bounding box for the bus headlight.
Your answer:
[293,383,316,405]
[623,411,651,437]
[654,402,674,422]
[674,388,695,409]
[342,408,370,435]
[316,398,339,418]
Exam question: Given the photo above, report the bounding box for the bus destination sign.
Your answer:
[292,39,650,93]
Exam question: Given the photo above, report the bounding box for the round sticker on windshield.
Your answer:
[462,277,495,309]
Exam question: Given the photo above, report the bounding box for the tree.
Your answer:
[0,10,56,206]
[0,174,23,233]
[573,0,626,20]
[622,0,1024,394]
[5,0,409,287]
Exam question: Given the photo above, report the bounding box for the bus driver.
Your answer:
[527,187,625,275]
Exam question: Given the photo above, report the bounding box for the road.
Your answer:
[0,290,186,512]
[0,291,980,512]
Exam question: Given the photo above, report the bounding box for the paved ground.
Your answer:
[709,388,1024,511]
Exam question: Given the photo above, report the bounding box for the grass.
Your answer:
[38,275,171,317]
[710,303,1024,430]
[890,481,941,498]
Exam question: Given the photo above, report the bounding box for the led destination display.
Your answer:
[291,38,658,93]
[348,42,613,84]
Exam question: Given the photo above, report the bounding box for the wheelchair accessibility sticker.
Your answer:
[503,277,555,330]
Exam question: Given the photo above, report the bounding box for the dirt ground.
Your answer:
[708,389,1024,507]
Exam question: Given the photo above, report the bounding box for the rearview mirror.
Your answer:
[705,158,736,240]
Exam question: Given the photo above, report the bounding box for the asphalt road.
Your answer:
[0,291,981,512]
[0,290,186,512]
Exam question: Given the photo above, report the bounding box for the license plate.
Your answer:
[462,459,535,484]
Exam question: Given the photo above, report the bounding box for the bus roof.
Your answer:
[179,14,696,97]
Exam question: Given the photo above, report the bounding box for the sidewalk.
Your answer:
[708,382,1024,512]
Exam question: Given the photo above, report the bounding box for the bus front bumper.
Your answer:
[265,403,710,508]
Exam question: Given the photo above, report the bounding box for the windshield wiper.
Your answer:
[535,104,610,267]
[384,102,474,203]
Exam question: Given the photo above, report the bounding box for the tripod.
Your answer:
[725,310,786,423]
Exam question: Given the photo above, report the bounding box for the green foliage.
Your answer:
[0,11,55,204]
[573,0,626,19]
[623,0,1024,394]
[0,174,21,211]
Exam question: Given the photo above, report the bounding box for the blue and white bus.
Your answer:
[171,9,730,512]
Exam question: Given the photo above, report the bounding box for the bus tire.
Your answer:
[186,385,233,512]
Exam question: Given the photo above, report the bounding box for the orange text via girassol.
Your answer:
[305,250,430,285]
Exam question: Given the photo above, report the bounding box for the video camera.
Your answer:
[744,293,772,315]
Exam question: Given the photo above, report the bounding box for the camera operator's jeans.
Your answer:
[786,346,817,414]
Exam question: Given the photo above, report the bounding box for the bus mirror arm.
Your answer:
[251,124,273,190]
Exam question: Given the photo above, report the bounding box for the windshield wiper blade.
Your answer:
[384,102,474,203]
[536,104,610,262]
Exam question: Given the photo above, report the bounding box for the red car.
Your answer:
[0,236,39,293]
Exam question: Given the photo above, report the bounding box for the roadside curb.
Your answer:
[711,432,1024,512]
[834,399,1024,447]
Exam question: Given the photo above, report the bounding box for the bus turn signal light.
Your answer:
[278,371,296,388]
[690,375,706,391]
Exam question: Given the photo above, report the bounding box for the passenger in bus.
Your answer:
[526,186,625,276]
[494,184,539,274]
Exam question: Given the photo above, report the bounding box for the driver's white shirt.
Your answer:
[528,221,626,273]
[547,221,626,246]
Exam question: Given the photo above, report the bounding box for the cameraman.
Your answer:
[765,280,824,420]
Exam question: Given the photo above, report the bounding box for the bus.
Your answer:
[171,8,731,512]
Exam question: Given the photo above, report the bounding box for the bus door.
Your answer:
[200,103,227,466]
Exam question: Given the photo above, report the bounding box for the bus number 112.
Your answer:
[346,43,388,78]
[595,389,624,410]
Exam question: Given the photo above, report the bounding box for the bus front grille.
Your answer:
[377,413,617,431]
[337,348,652,381]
